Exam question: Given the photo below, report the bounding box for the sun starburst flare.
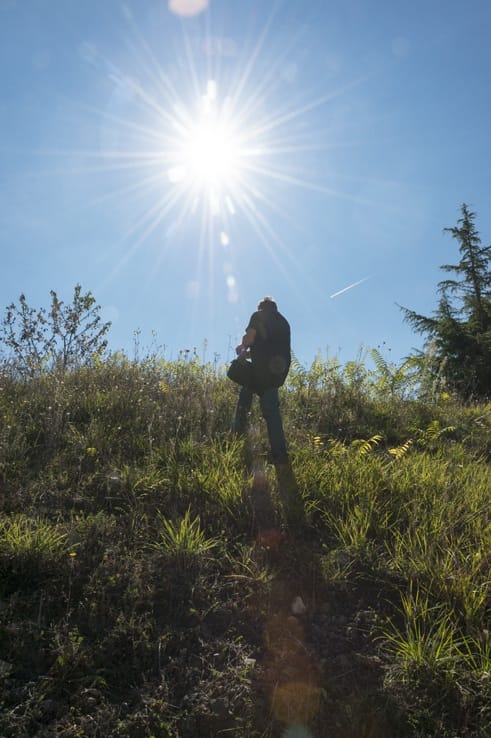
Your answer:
[63,11,364,306]
[163,79,253,216]
[76,20,348,239]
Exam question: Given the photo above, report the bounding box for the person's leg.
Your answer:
[259,387,288,464]
[232,385,254,435]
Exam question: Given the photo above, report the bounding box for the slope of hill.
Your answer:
[1,354,490,737]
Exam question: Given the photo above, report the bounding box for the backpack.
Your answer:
[227,357,254,387]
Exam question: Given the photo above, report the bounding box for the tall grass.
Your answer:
[149,507,218,568]
[0,350,490,737]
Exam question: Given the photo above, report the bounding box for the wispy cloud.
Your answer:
[330,275,371,299]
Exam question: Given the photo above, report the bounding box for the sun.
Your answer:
[186,83,242,186]
[166,80,246,211]
[186,119,239,185]
[75,19,341,297]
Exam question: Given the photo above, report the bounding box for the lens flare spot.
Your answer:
[225,195,236,215]
[283,726,315,738]
[271,681,320,725]
[209,190,221,215]
[206,79,217,102]
[167,165,187,183]
[168,0,208,18]
[227,282,239,303]
[264,614,305,655]
[220,231,230,246]
[227,277,238,302]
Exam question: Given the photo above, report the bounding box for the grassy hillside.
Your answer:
[0,353,490,737]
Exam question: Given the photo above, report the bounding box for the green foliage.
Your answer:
[0,346,490,737]
[387,438,413,460]
[349,432,383,455]
[226,544,274,585]
[400,204,491,399]
[412,418,457,449]
[370,347,420,398]
[0,513,68,593]
[0,284,111,376]
[0,513,67,559]
[149,507,218,566]
[382,588,461,672]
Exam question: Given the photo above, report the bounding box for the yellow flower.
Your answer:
[159,381,168,394]
[86,447,97,457]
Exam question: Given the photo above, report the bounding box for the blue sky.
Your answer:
[2,0,491,367]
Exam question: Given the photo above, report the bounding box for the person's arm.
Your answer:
[236,327,256,356]
[242,327,256,347]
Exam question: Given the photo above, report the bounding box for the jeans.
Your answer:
[232,385,288,464]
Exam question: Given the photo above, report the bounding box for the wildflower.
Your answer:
[86,447,97,457]
[159,381,168,394]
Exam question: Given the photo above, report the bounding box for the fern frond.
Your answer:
[290,351,306,375]
[351,434,383,456]
[388,439,413,461]
[325,438,346,456]
[426,420,442,440]
[370,348,390,378]
[411,420,457,449]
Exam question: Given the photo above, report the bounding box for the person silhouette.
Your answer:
[232,297,291,465]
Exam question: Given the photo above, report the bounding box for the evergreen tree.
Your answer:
[400,204,491,399]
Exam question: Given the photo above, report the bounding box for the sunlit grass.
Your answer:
[226,543,274,585]
[0,513,68,593]
[149,506,218,567]
[191,437,248,525]
[1,350,490,736]
[0,514,67,560]
[381,588,461,678]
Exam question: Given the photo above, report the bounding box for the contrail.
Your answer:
[330,275,371,299]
